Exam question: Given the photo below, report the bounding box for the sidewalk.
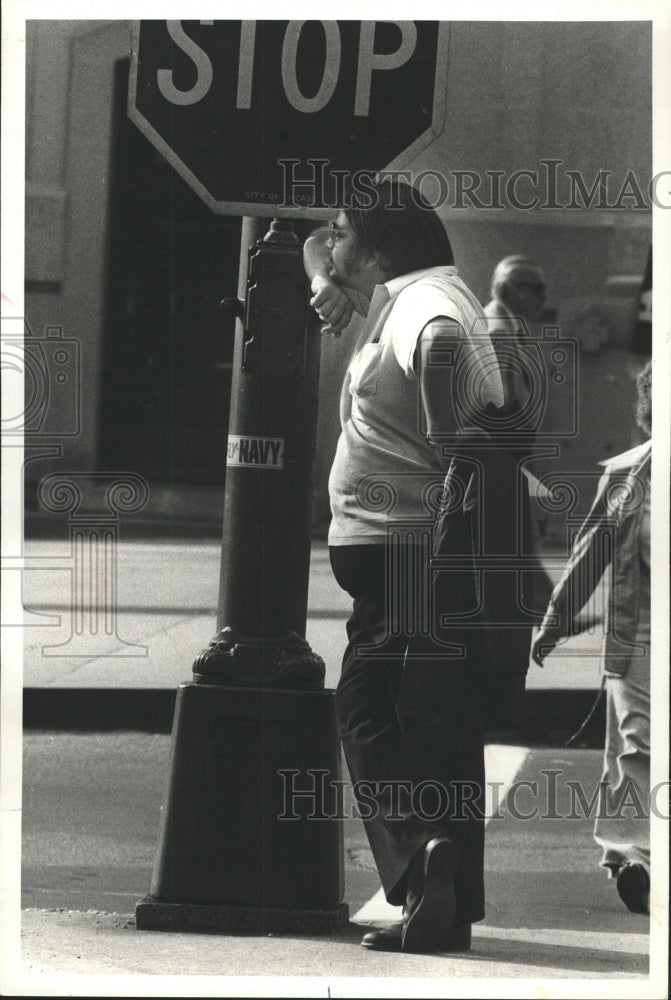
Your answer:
[18,535,607,741]
[10,740,662,995]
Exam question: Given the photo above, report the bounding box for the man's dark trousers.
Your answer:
[330,542,486,924]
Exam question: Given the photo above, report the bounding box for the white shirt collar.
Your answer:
[382,265,459,300]
[599,439,652,469]
[362,266,460,340]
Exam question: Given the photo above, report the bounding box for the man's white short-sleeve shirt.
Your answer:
[328,266,504,545]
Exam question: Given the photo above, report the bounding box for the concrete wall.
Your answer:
[427,21,652,304]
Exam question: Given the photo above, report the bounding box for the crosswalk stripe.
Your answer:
[352,744,529,924]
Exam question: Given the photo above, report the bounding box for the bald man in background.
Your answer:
[484,255,553,614]
[484,255,548,424]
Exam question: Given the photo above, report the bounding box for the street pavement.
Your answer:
[5,732,666,997]
[11,733,663,994]
[1,535,667,995]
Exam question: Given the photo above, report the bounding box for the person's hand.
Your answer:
[309,275,354,337]
[531,627,560,667]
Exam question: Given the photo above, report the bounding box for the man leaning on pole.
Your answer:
[302,178,533,954]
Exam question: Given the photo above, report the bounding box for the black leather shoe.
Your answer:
[616,862,650,915]
[402,836,458,953]
[361,919,471,952]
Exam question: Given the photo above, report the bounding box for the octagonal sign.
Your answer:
[129,20,449,218]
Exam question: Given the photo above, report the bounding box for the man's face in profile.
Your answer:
[326,211,370,294]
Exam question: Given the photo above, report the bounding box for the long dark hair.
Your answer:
[635,360,652,435]
[345,178,454,277]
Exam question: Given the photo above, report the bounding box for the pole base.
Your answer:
[145,683,346,914]
[135,895,349,935]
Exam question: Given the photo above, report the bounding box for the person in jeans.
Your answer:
[532,361,652,915]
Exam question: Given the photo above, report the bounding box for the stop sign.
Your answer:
[129,20,449,217]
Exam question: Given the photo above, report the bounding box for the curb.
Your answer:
[23,687,606,745]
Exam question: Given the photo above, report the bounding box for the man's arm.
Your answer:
[417,318,473,469]
[303,228,366,335]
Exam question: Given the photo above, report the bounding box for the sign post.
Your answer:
[130,19,450,934]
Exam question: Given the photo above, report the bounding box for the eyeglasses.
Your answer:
[327,221,351,246]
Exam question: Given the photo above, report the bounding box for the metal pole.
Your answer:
[193,215,326,686]
[136,216,347,934]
